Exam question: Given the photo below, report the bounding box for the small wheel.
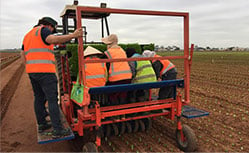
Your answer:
[112,124,119,136]
[175,124,197,152]
[119,122,126,135]
[82,142,98,152]
[138,120,145,132]
[131,120,139,133]
[143,118,152,131]
[125,122,132,133]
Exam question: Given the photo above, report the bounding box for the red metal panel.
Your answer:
[66,56,72,94]
[76,5,190,104]
[101,99,173,112]
[76,8,85,86]
[83,56,185,64]
[61,56,67,93]
[189,44,194,73]
[82,112,171,128]
[184,15,190,104]
[77,6,188,17]
[73,6,191,140]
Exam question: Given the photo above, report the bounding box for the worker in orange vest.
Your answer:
[84,46,107,88]
[22,17,83,139]
[143,50,177,100]
[83,46,108,106]
[101,34,132,105]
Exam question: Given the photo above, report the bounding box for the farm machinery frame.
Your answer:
[58,4,209,152]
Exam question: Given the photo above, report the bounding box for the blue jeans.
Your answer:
[29,73,62,130]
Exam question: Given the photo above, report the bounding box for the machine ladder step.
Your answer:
[182,105,209,119]
[37,108,74,144]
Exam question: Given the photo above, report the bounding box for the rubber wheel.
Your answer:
[143,118,152,131]
[119,122,126,135]
[125,122,132,133]
[112,124,119,136]
[131,120,139,133]
[138,120,145,132]
[82,142,98,152]
[175,124,197,152]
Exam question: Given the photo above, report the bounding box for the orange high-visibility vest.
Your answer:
[152,55,175,76]
[85,57,107,87]
[105,47,132,82]
[23,26,56,73]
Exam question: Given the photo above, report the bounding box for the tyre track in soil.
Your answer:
[188,92,249,152]
[0,59,24,121]
[190,88,249,109]
[0,71,72,152]
[185,116,249,152]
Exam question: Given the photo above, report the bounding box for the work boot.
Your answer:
[52,128,71,139]
[38,123,52,133]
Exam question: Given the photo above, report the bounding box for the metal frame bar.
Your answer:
[72,5,191,147]
[76,6,190,103]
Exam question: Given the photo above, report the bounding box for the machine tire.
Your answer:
[143,118,152,131]
[119,122,126,135]
[175,124,197,152]
[112,124,119,136]
[138,120,145,132]
[131,120,139,133]
[125,122,132,133]
[82,142,98,153]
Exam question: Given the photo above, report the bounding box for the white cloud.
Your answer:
[1,0,249,49]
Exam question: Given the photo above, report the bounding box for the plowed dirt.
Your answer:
[1,51,249,152]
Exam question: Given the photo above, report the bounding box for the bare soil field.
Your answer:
[0,52,20,70]
[0,52,19,58]
[1,51,249,152]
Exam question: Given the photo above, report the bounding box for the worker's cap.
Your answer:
[84,46,103,57]
[101,34,118,45]
[39,17,58,33]
[142,50,156,57]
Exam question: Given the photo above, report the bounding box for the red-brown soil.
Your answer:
[0,68,72,152]
[1,51,249,152]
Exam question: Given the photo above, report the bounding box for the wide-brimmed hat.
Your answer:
[101,34,118,45]
[142,50,156,57]
[40,17,58,33]
[84,46,103,57]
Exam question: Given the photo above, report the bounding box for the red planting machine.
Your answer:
[43,3,209,152]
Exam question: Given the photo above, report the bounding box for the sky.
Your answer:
[0,0,249,50]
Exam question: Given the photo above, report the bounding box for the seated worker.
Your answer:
[101,34,132,105]
[142,50,177,99]
[83,46,108,106]
[126,48,157,102]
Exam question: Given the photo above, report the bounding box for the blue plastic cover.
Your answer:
[182,105,209,119]
[89,79,184,94]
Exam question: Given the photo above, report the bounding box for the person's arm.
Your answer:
[20,45,26,64]
[152,60,163,79]
[20,51,26,64]
[128,61,136,79]
[46,28,83,44]
[102,53,110,72]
